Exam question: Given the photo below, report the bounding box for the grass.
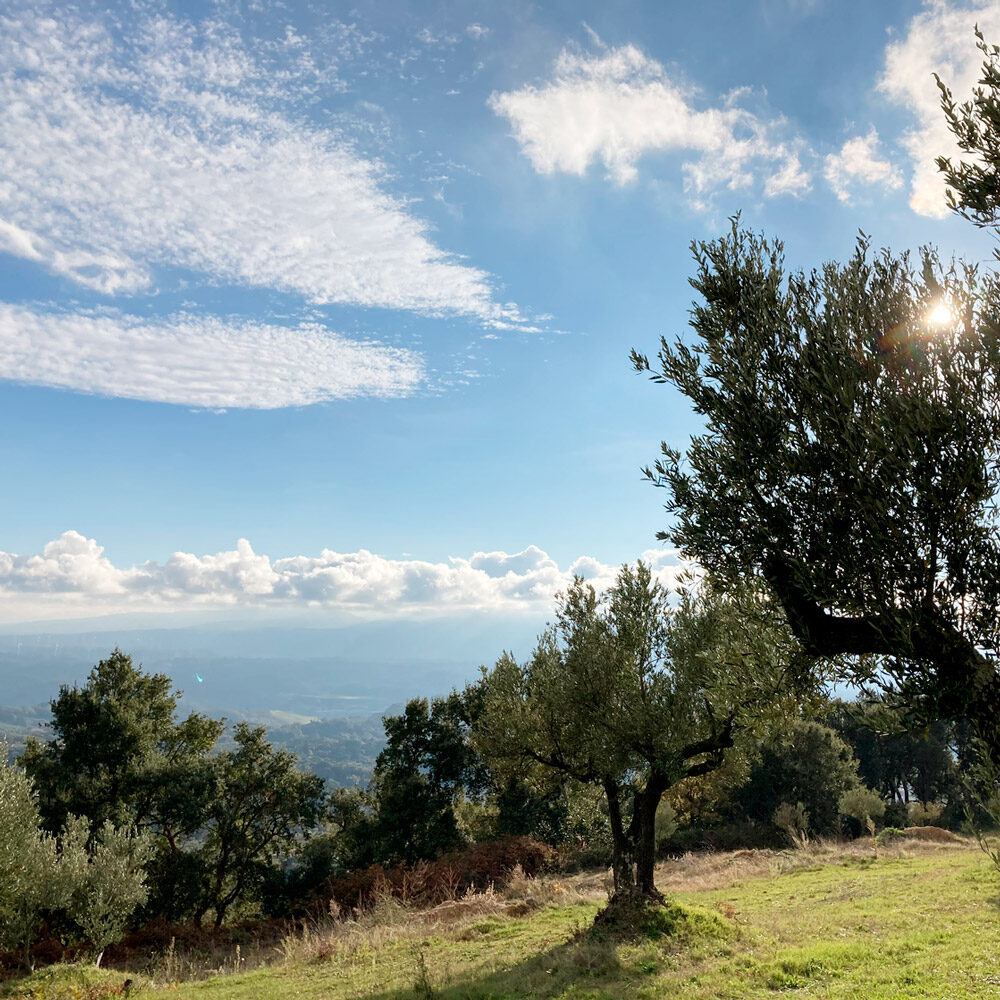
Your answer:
[3,837,998,1000]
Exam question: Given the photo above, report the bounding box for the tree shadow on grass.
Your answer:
[358,901,734,1000]
[364,927,626,1000]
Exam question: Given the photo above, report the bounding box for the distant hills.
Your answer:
[1,698,390,787]
[0,613,545,714]
[0,612,548,785]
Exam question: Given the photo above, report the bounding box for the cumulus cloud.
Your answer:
[823,128,904,203]
[880,1,1000,217]
[0,303,422,408]
[488,43,810,200]
[0,6,522,324]
[0,533,686,619]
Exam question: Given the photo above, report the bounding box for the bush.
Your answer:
[328,837,555,912]
[772,802,810,847]
[907,801,944,826]
[661,820,774,854]
[882,801,909,829]
[729,721,862,836]
[838,786,886,837]
[875,827,905,847]
[61,817,153,965]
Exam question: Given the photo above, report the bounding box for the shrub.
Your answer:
[61,817,153,966]
[661,820,773,854]
[328,837,554,912]
[882,801,909,829]
[772,802,810,847]
[875,827,905,847]
[838,786,886,836]
[729,721,862,836]
[907,801,944,826]
[0,758,67,966]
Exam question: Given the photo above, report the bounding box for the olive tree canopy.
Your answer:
[632,225,1000,756]
[475,563,801,903]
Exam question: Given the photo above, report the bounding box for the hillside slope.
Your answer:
[4,842,997,1000]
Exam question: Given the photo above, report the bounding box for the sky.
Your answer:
[1,0,999,630]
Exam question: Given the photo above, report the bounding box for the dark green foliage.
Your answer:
[492,776,568,844]
[729,720,861,836]
[823,698,963,815]
[193,723,326,927]
[21,650,224,926]
[370,692,486,864]
[329,691,485,868]
[20,649,223,837]
[330,685,573,872]
[17,650,327,928]
[633,224,1000,758]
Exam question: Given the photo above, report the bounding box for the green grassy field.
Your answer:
[5,841,999,1000]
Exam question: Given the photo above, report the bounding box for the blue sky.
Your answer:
[1,0,998,628]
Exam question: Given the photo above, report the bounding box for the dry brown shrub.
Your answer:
[903,825,960,842]
[328,837,555,912]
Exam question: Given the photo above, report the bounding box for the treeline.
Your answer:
[1,571,978,968]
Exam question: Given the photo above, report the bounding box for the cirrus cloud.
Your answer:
[0,532,686,621]
[0,5,523,325]
[0,303,423,408]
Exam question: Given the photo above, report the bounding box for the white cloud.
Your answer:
[880,1,1000,218]
[468,545,557,578]
[488,43,810,199]
[0,533,686,620]
[0,303,422,408]
[764,152,812,198]
[0,220,43,263]
[466,24,490,40]
[823,128,904,203]
[0,7,522,324]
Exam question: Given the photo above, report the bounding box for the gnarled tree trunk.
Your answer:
[604,773,668,904]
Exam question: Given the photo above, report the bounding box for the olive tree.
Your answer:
[0,757,149,968]
[936,28,1000,239]
[632,226,1000,758]
[60,816,152,967]
[0,756,67,967]
[475,563,802,905]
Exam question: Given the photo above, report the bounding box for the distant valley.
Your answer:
[0,612,547,786]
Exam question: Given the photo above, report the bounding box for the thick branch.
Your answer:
[764,553,1000,759]
[680,713,735,779]
[763,554,896,656]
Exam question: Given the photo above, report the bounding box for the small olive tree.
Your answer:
[475,563,804,907]
[61,816,153,966]
[0,756,68,967]
[0,754,152,968]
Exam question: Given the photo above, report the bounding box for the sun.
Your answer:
[926,301,954,328]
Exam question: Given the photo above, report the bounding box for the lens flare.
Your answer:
[926,301,954,327]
